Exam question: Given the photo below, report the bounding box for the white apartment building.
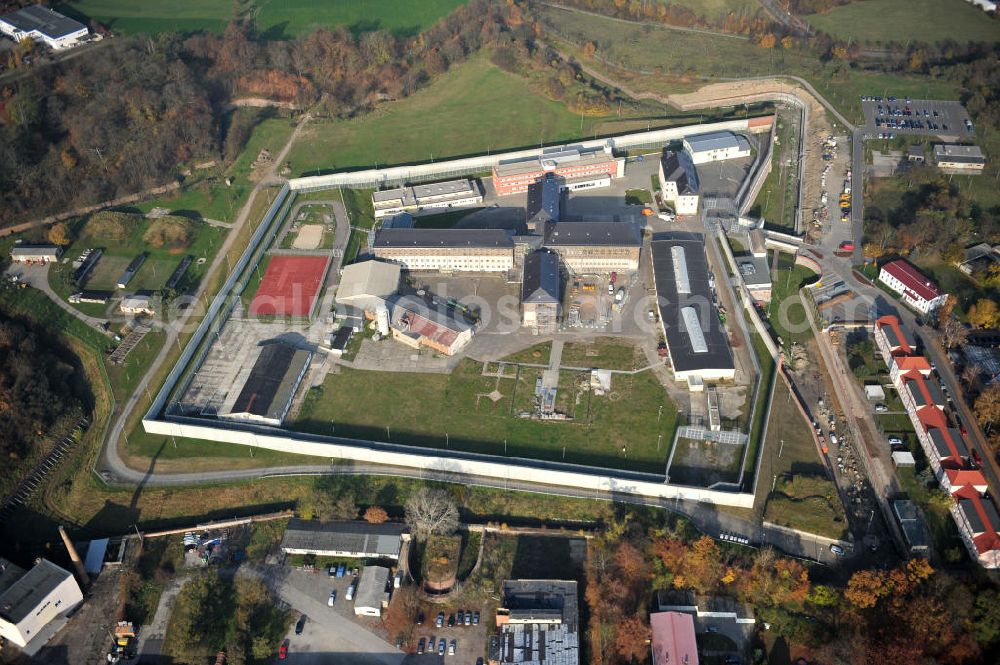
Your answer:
[373,228,514,272]
[658,151,699,215]
[0,559,83,648]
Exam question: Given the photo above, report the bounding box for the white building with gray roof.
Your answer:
[280,519,408,559]
[0,558,82,649]
[683,131,751,165]
[0,6,88,50]
[372,179,482,218]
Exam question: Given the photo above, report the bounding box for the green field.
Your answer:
[767,252,819,348]
[751,111,799,231]
[560,337,646,371]
[540,4,961,124]
[292,358,678,473]
[57,0,466,37]
[288,54,735,176]
[803,0,1000,45]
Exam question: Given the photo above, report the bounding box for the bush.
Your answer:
[143,216,196,249]
[80,211,142,243]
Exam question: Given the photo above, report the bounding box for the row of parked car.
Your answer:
[417,637,458,656]
[417,609,481,627]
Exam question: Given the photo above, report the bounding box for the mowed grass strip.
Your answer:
[57,0,466,37]
[291,359,678,473]
[802,0,1000,45]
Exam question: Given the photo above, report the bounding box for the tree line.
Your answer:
[585,511,1000,665]
[0,312,84,463]
[0,0,531,227]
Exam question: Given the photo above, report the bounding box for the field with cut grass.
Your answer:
[292,358,678,473]
[288,54,747,176]
[560,337,646,371]
[57,0,466,37]
[802,0,1000,45]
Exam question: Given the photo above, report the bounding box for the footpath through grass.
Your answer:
[292,358,678,474]
[57,0,466,38]
[802,0,1000,45]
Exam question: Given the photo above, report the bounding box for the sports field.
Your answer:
[249,255,328,317]
[292,359,679,474]
[57,0,466,37]
[803,0,1000,44]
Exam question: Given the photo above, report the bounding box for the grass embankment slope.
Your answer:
[803,0,1000,45]
[539,3,960,124]
[288,53,747,176]
[58,0,466,37]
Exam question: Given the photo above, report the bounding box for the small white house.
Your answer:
[0,558,83,649]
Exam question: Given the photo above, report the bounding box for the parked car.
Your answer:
[449,639,457,656]
[336,564,346,578]
[436,612,445,628]
[707,625,719,633]
[438,640,447,656]
[279,640,289,660]
[328,590,337,606]
[830,544,846,557]
[464,611,472,626]
[473,611,480,625]
[874,403,889,413]
[428,637,436,651]
[417,612,425,626]
[448,613,456,627]
[888,436,903,446]
[418,638,426,655]
[295,616,307,635]
[327,565,336,577]
[346,581,356,601]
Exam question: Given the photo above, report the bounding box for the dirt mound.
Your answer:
[143,216,196,249]
[80,210,142,243]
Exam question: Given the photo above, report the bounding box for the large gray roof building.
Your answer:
[221,342,312,427]
[0,558,83,648]
[280,519,407,559]
[491,580,579,665]
[0,6,88,50]
[650,232,735,385]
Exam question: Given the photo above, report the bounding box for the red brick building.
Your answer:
[492,146,624,196]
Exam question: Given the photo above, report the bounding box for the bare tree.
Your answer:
[404,488,459,539]
[940,316,969,350]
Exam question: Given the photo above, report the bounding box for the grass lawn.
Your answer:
[802,0,1000,45]
[288,54,682,176]
[57,0,466,37]
[540,5,960,125]
[291,358,678,473]
[340,188,378,230]
[751,111,799,231]
[499,342,552,365]
[767,252,819,347]
[559,337,645,371]
[624,188,652,206]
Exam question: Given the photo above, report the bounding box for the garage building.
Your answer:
[354,566,392,617]
[933,144,985,174]
[280,519,407,559]
[650,233,735,387]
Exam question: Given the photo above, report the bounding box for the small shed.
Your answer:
[864,384,886,401]
[891,451,915,467]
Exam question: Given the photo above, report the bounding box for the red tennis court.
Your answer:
[249,255,329,317]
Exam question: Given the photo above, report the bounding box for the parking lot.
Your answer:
[860,97,973,140]
[406,606,488,665]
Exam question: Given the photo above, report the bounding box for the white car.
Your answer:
[888,437,903,446]
[328,590,337,606]
[874,404,888,413]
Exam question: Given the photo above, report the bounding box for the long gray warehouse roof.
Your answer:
[374,228,514,249]
[650,232,735,374]
[280,519,407,558]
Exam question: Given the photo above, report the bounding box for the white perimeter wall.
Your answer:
[143,416,755,508]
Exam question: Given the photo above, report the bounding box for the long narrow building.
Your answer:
[373,228,515,272]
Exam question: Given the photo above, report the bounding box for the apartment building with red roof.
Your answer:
[878,260,948,314]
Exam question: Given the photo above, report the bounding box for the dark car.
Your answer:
[417,638,426,654]
[448,613,456,627]
[473,611,480,625]
[417,611,425,626]
[295,616,307,635]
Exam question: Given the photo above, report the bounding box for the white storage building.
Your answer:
[0,558,83,649]
[683,131,752,165]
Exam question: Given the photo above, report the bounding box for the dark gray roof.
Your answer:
[374,228,513,249]
[280,519,406,557]
[660,151,698,196]
[650,232,735,374]
[522,250,561,304]
[502,580,578,628]
[229,343,312,421]
[527,177,563,225]
[543,221,640,247]
[0,6,85,39]
[0,559,75,624]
